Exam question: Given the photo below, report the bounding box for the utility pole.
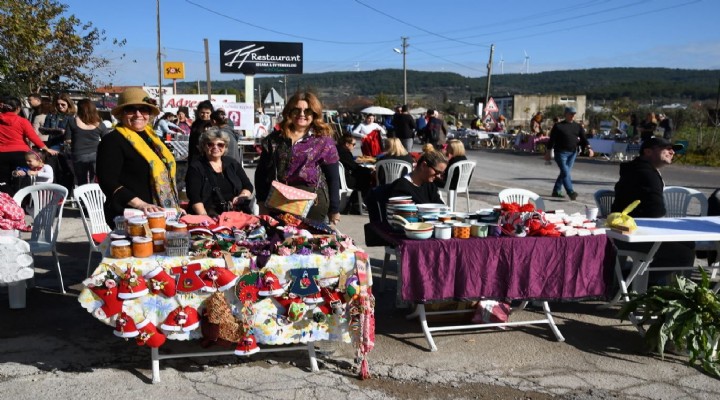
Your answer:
[401,36,408,106]
[204,38,211,100]
[156,0,162,111]
[484,44,495,118]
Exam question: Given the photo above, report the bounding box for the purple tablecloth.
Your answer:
[396,234,615,303]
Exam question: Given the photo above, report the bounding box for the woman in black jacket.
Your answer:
[185,127,253,216]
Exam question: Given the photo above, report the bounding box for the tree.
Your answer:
[0,0,125,95]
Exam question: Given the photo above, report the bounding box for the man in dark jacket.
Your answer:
[392,104,417,152]
[611,136,693,283]
[544,106,593,200]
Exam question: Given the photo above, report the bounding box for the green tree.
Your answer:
[0,0,124,95]
[374,93,397,108]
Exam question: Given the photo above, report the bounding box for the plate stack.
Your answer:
[415,203,450,222]
[387,196,418,223]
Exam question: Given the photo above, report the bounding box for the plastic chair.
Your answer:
[13,183,65,220]
[438,161,476,212]
[593,189,615,218]
[663,186,708,217]
[498,188,546,211]
[365,184,395,292]
[15,183,68,293]
[375,159,412,186]
[74,183,111,277]
[338,163,363,214]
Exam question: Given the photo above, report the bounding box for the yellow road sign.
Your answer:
[163,62,185,79]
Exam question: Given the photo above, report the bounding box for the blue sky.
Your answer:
[61,0,720,86]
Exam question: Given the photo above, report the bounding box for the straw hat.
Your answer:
[111,87,160,118]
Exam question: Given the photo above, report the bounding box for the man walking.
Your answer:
[544,106,593,200]
[392,104,416,152]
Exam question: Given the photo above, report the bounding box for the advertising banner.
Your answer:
[222,102,254,132]
[160,94,237,120]
[219,40,303,75]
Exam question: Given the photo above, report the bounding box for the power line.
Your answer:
[184,0,397,45]
[353,0,490,48]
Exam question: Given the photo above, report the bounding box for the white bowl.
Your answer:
[405,229,433,239]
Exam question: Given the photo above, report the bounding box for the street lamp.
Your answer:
[278,75,288,104]
[393,37,408,106]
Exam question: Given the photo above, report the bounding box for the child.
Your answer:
[12,151,54,184]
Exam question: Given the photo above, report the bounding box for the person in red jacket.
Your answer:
[0,96,59,194]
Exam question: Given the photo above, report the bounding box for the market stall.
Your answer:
[79,212,375,382]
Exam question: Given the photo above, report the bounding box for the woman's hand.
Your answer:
[328,212,340,225]
[129,197,164,215]
[43,148,59,156]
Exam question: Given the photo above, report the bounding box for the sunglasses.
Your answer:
[427,163,445,177]
[206,142,226,149]
[289,107,314,118]
[123,105,152,115]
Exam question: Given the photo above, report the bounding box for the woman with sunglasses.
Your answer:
[255,92,341,224]
[96,88,180,228]
[185,127,253,216]
[389,150,448,204]
[41,93,76,150]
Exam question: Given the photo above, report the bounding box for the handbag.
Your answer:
[264,180,317,218]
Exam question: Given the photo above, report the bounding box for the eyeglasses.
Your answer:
[123,105,152,115]
[351,142,357,146]
[206,142,226,149]
[289,107,314,118]
[427,163,445,177]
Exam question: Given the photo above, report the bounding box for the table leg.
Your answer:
[412,304,438,352]
[307,342,319,372]
[151,347,161,384]
[542,301,565,342]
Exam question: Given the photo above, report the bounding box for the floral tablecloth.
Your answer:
[79,250,372,344]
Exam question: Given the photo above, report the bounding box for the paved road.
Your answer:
[1,149,719,399]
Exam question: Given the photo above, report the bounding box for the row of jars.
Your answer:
[110,213,189,259]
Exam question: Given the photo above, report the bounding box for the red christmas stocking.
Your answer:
[145,267,177,297]
[90,286,123,319]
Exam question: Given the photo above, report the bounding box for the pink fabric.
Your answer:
[0,192,30,231]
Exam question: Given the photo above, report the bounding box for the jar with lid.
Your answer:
[168,222,188,233]
[127,217,148,237]
[151,228,166,253]
[148,212,167,230]
[132,236,153,258]
[110,240,132,259]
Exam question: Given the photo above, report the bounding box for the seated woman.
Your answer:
[435,139,470,189]
[336,134,373,211]
[376,137,414,185]
[185,127,253,216]
[389,150,447,204]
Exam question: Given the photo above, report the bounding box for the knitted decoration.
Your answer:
[203,291,243,343]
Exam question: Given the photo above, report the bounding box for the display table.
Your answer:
[79,247,374,382]
[365,222,615,350]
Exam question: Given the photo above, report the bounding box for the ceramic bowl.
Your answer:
[404,222,434,231]
[405,229,433,240]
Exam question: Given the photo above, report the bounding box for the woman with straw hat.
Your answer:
[96,88,180,228]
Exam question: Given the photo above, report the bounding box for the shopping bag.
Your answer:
[264,181,317,218]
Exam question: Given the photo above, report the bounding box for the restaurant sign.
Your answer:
[219,40,303,75]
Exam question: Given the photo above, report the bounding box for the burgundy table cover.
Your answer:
[395,234,615,303]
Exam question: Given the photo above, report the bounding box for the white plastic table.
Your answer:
[605,216,720,307]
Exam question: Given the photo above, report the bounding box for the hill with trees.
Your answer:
[177,67,719,110]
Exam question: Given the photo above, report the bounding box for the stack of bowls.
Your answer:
[416,203,450,222]
[387,196,419,223]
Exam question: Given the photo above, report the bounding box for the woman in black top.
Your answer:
[65,99,107,185]
[435,139,469,190]
[185,127,253,216]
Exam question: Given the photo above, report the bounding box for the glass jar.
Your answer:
[110,240,132,259]
[168,222,187,233]
[132,237,153,258]
[148,212,166,230]
[110,232,127,242]
[151,228,166,253]
[113,216,127,232]
[127,217,148,237]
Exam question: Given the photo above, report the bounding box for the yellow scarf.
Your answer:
[115,125,179,210]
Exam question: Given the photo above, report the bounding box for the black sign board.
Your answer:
[219,40,303,75]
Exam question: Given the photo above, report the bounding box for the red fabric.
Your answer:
[0,192,30,231]
[91,233,108,244]
[0,111,46,151]
[216,211,260,230]
[361,130,383,157]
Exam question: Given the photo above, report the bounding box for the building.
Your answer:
[492,94,587,129]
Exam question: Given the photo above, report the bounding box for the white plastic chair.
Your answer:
[438,160,476,212]
[13,183,65,220]
[375,159,412,186]
[663,186,708,217]
[74,183,111,277]
[498,188,546,211]
[593,189,615,218]
[14,183,68,293]
[338,163,363,214]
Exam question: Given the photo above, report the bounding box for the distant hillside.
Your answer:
[177,67,720,109]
